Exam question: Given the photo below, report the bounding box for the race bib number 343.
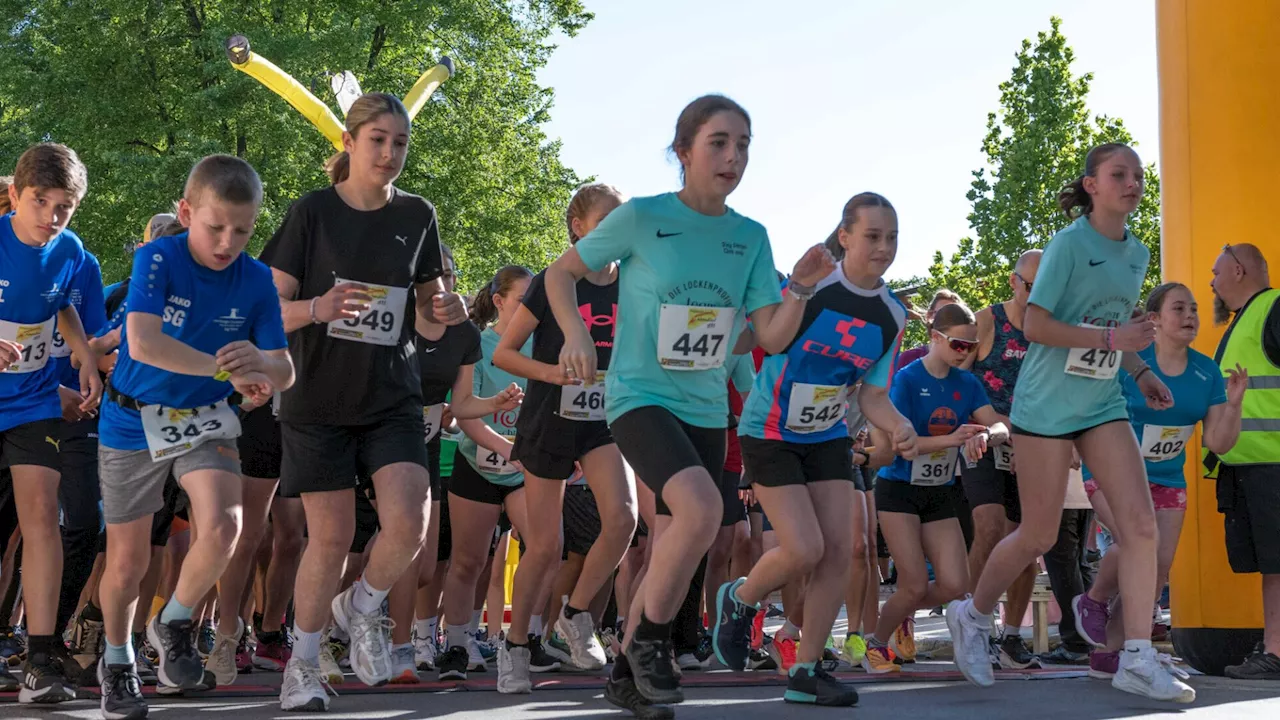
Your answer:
[140,401,241,462]
[657,305,733,371]
[1065,324,1121,379]
[327,278,407,347]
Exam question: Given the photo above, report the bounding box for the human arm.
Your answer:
[747,244,835,354]
[447,364,523,420]
[1202,363,1246,455]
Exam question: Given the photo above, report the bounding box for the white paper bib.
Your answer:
[327,279,408,346]
[140,400,241,462]
[656,305,733,371]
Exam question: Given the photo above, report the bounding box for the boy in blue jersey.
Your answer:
[0,143,102,704]
[96,155,293,719]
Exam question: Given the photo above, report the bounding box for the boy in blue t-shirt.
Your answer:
[0,143,101,704]
[96,155,293,716]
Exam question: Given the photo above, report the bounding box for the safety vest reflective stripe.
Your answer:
[1217,288,1280,467]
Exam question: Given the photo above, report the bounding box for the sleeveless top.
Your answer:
[972,303,1028,416]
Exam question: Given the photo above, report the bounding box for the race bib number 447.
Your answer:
[327,278,407,347]
[657,305,733,371]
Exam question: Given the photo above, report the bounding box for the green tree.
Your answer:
[0,1,590,288]
[925,17,1161,312]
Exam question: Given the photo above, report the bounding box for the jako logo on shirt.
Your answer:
[927,407,959,436]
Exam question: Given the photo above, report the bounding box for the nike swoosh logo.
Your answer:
[424,348,437,353]
[1089,260,1106,266]
[656,230,682,238]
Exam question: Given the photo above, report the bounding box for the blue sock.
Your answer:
[105,642,135,666]
[789,660,816,677]
[159,595,194,624]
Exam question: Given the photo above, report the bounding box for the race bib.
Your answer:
[911,448,958,486]
[140,401,241,462]
[0,317,55,373]
[560,372,606,421]
[1140,424,1195,462]
[994,444,1015,472]
[423,404,444,442]
[327,279,408,347]
[785,383,847,433]
[657,305,734,371]
[50,327,72,358]
[271,391,282,419]
[1064,325,1121,379]
[476,446,515,474]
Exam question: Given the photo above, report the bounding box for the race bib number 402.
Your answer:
[1140,424,1194,462]
[140,401,241,462]
[560,372,606,421]
[0,317,55,373]
[657,305,733,371]
[785,383,847,433]
[1064,324,1120,379]
[327,278,407,347]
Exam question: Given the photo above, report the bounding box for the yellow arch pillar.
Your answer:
[1158,0,1277,674]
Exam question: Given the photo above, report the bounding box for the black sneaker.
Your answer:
[604,675,677,719]
[146,616,203,689]
[18,652,75,704]
[1038,644,1090,666]
[528,635,561,673]
[197,621,217,658]
[784,664,858,707]
[1225,644,1280,681]
[746,646,777,671]
[997,634,1037,669]
[0,664,18,692]
[625,637,683,705]
[437,645,468,681]
[711,578,756,671]
[98,658,147,720]
[49,640,81,690]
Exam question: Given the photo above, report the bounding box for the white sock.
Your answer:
[782,619,801,637]
[292,626,322,663]
[392,642,413,653]
[1002,624,1022,640]
[351,576,389,615]
[1123,639,1152,654]
[414,618,434,639]
[447,624,469,650]
[965,601,992,625]
[530,615,542,638]
[468,610,482,633]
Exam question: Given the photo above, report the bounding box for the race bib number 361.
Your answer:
[657,305,733,371]
[140,401,241,462]
[911,448,958,486]
[0,317,54,373]
[1065,324,1120,379]
[327,278,407,347]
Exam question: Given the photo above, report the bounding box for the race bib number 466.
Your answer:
[657,305,733,371]
[560,372,606,421]
[0,317,54,373]
[140,401,241,462]
[327,278,407,347]
[1065,324,1120,379]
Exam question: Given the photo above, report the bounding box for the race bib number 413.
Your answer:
[657,305,733,371]
[0,317,54,373]
[327,278,407,347]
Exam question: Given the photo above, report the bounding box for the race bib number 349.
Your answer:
[327,278,407,347]
[657,305,733,371]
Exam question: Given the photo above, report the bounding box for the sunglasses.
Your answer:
[1224,244,1247,276]
[935,330,977,353]
[1014,272,1033,293]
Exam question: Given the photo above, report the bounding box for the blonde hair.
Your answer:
[566,183,623,243]
[144,212,179,244]
[324,93,412,184]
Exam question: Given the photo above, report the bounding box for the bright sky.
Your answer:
[538,0,1159,282]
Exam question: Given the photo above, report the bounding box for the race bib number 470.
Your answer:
[1065,324,1120,379]
[327,278,407,347]
[140,401,241,462]
[657,305,733,371]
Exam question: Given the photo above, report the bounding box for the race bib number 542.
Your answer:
[657,305,733,371]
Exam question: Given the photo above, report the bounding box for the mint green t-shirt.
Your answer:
[1009,216,1150,436]
[575,193,782,428]
[456,326,532,487]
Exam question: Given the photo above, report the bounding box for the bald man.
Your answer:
[1209,243,1280,680]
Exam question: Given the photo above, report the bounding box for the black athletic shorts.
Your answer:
[740,435,854,488]
[0,417,62,471]
[959,449,1020,524]
[436,487,453,562]
[1219,463,1280,575]
[875,480,964,524]
[57,418,101,535]
[238,403,282,480]
[511,416,614,480]
[427,437,442,497]
[280,407,427,497]
[352,478,380,555]
[610,406,725,518]
[1010,418,1126,442]
[720,471,746,527]
[563,483,602,557]
[447,456,523,507]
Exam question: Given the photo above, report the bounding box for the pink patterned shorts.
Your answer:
[1083,479,1188,511]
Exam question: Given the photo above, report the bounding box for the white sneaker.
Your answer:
[1112,647,1196,703]
[946,598,995,687]
[204,619,242,686]
[556,606,606,671]
[413,633,437,671]
[466,634,488,672]
[388,645,419,684]
[279,656,331,712]
[330,585,394,686]
[676,652,709,671]
[318,633,345,686]
[497,642,532,694]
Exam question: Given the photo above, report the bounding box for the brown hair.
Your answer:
[1145,282,1192,314]
[13,143,89,200]
[1057,143,1132,219]
[325,93,411,184]
[927,289,961,316]
[441,242,456,271]
[823,192,895,259]
[932,302,976,334]
[669,95,751,185]
[469,265,532,327]
[0,176,12,215]
[566,183,624,243]
[185,155,263,207]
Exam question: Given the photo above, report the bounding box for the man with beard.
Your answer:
[1207,242,1280,680]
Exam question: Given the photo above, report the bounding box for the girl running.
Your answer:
[1075,282,1244,675]
[946,143,1195,702]
[712,192,915,707]
[545,94,841,716]
[492,183,637,693]
[865,302,1007,675]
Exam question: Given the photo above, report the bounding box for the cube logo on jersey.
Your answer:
[927,406,959,436]
[797,309,885,372]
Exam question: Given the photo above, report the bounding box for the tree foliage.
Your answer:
[924,17,1162,313]
[0,0,591,288]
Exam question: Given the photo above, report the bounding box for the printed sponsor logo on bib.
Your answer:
[140,401,241,462]
[423,404,444,442]
[0,317,55,373]
[476,447,515,474]
[994,444,1015,472]
[657,305,733,370]
[785,383,847,433]
[911,447,958,486]
[327,278,407,347]
[1064,324,1121,379]
[560,372,606,421]
[1140,424,1194,462]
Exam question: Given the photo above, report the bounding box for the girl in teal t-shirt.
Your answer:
[947,143,1195,704]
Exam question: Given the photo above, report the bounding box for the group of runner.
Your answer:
[0,90,1231,720]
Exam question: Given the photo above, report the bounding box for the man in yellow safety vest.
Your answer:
[1209,243,1280,680]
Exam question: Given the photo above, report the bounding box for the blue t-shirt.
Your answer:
[740,268,906,444]
[575,193,782,428]
[456,325,532,487]
[102,280,129,334]
[1009,216,1149,436]
[0,213,87,432]
[54,252,107,390]
[100,233,287,450]
[1083,345,1226,489]
[879,358,992,484]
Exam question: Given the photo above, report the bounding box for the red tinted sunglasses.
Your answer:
[936,331,977,353]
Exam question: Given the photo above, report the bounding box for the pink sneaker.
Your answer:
[235,632,253,674]
[1073,594,1111,648]
[1088,650,1119,679]
[252,630,292,671]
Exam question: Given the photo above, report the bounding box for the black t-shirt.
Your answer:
[260,186,445,425]
[515,270,618,429]
[417,321,483,406]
